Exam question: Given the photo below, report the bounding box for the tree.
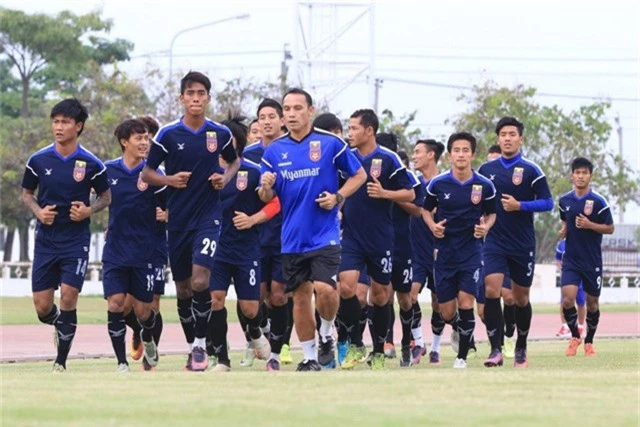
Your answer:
[448,81,639,261]
[377,109,422,154]
[0,7,133,118]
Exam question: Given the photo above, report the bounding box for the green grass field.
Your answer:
[1,339,639,426]
[1,296,637,325]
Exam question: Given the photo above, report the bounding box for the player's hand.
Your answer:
[431,218,446,239]
[575,214,592,230]
[156,207,168,222]
[233,211,255,230]
[558,223,567,239]
[366,176,387,199]
[474,216,489,239]
[209,173,227,190]
[37,204,57,225]
[501,194,521,212]
[315,192,338,210]
[70,201,91,222]
[261,172,276,191]
[167,171,191,189]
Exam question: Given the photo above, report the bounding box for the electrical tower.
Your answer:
[292,1,376,111]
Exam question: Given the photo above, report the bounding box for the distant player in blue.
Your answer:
[339,109,416,371]
[478,117,553,368]
[423,132,497,368]
[21,98,111,373]
[559,157,614,357]
[411,138,446,365]
[207,116,273,372]
[102,119,166,372]
[142,71,240,372]
[259,88,366,371]
[555,239,586,338]
[244,98,290,371]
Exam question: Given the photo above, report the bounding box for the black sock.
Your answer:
[457,308,476,360]
[245,310,263,340]
[210,308,229,363]
[399,307,413,346]
[340,296,362,346]
[260,302,270,329]
[444,311,459,328]
[38,304,59,325]
[153,312,163,346]
[107,311,127,365]
[515,302,532,349]
[269,304,288,354]
[139,310,157,343]
[283,298,294,345]
[123,310,142,344]
[484,298,503,351]
[192,290,211,341]
[386,303,395,344]
[585,309,600,344]
[55,309,77,368]
[314,308,321,334]
[412,301,422,330]
[372,304,389,353]
[237,301,251,343]
[503,304,516,338]
[337,311,348,343]
[177,297,195,345]
[431,310,445,336]
[563,306,580,338]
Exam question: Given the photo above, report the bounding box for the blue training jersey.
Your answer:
[102,158,166,267]
[216,159,264,264]
[392,170,423,259]
[410,174,435,270]
[478,153,552,252]
[146,117,237,231]
[341,144,414,255]
[21,143,109,254]
[559,189,613,270]
[243,140,282,249]
[153,166,168,263]
[261,128,362,254]
[424,170,497,268]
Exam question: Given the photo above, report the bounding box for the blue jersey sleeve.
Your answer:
[219,130,238,164]
[411,173,424,207]
[597,198,614,225]
[482,181,497,215]
[90,161,109,194]
[555,240,565,261]
[147,137,168,170]
[334,141,361,177]
[559,196,568,221]
[389,165,413,191]
[423,180,438,211]
[22,157,39,190]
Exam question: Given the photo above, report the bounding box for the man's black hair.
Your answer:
[447,132,477,154]
[376,132,398,152]
[114,119,148,152]
[416,138,445,162]
[257,98,284,117]
[222,115,249,157]
[50,98,89,136]
[495,116,524,136]
[350,109,379,134]
[313,112,343,134]
[283,88,313,107]
[571,157,594,174]
[180,71,211,95]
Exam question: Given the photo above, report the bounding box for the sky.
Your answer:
[3,0,639,221]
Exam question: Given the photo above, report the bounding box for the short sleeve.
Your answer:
[482,181,497,215]
[334,141,361,177]
[597,198,614,225]
[412,176,425,208]
[91,161,109,194]
[558,198,567,222]
[532,173,552,200]
[220,130,238,163]
[423,180,438,212]
[147,137,169,170]
[22,158,39,190]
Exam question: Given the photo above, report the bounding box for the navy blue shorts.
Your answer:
[153,256,167,295]
[391,257,413,293]
[483,250,535,287]
[340,246,392,285]
[210,259,261,300]
[32,250,88,292]
[102,262,154,303]
[168,224,220,282]
[282,245,341,292]
[412,260,434,293]
[434,264,482,304]
[261,246,285,286]
[358,266,371,286]
[561,267,601,298]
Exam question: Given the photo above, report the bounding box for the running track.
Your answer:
[1,312,638,363]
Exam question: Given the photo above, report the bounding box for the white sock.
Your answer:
[269,352,280,362]
[189,342,193,352]
[192,337,206,349]
[412,327,424,348]
[301,339,317,361]
[431,334,442,353]
[319,317,334,342]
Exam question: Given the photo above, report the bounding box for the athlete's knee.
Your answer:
[59,286,79,310]
[240,300,259,319]
[211,292,225,311]
[107,294,125,313]
[586,297,599,312]
[175,280,192,299]
[396,292,412,311]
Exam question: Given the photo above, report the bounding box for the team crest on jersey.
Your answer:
[206,131,217,153]
[512,167,524,185]
[309,140,321,161]
[137,175,148,191]
[236,171,248,191]
[584,199,594,215]
[471,184,483,204]
[73,160,86,182]
[370,158,382,178]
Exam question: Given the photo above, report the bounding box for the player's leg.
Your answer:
[561,281,581,356]
[338,270,363,369]
[368,280,391,370]
[236,261,270,365]
[385,288,396,358]
[131,265,159,369]
[312,246,341,369]
[482,252,508,366]
[356,282,371,353]
[150,261,165,347]
[209,290,230,370]
[102,263,129,370]
[409,280,426,362]
[576,282,587,337]
[281,293,294,364]
[122,294,142,360]
[267,249,289,368]
[501,282,516,358]
[510,253,535,368]
[394,260,413,367]
[454,267,481,367]
[168,230,195,368]
[582,272,602,356]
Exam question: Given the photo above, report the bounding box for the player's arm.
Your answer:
[367,175,415,202]
[575,215,614,234]
[22,188,57,225]
[142,166,191,189]
[234,197,281,230]
[422,187,445,238]
[397,201,422,216]
[474,213,496,238]
[210,157,240,190]
[506,173,553,212]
